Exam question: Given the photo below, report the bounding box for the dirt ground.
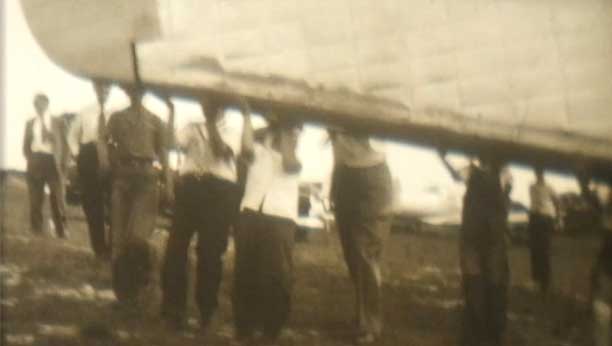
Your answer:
[0,173,601,345]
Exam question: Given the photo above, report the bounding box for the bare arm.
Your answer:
[238,98,254,163]
[163,96,175,150]
[280,126,302,174]
[438,150,464,183]
[22,121,32,160]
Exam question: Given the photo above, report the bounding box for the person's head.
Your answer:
[200,97,225,123]
[122,83,143,106]
[535,166,545,181]
[33,93,49,116]
[93,81,110,106]
[478,152,502,175]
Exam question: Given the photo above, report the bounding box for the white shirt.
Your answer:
[176,120,241,183]
[529,181,557,217]
[332,133,386,168]
[68,104,107,156]
[30,112,53,154]
[240,138,300,221]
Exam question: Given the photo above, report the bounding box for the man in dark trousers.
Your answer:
[161,97,244,331]
[68,81,112,259]
[459,157,510,346]
[577,172,612,346]
[232,111,302,346]
[23,93,69,238]
[105,84,172,307]
[527,167,559,294]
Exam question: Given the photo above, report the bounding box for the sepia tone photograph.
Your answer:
[1,1,611,345]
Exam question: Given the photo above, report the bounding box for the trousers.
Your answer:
[26,152,66,236]
[77,143,111,258]
[332,163,393,336]
[528,212,554,291]
[110,165,159,303]
[161,174,240,325]
[460,235,509,346]
[232,210,295,339]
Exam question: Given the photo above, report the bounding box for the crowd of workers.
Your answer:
[22,81,612,346]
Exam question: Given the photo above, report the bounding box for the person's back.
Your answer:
[459,160,509,346]
[462,164,507,244]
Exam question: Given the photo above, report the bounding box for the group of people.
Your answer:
[22,81,612,346]
[23,81,393,345]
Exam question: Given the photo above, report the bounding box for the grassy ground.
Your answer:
[0,172,600,345]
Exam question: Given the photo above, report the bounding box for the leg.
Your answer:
[352,216,391,338]
[540,217,554,292]
[26,172,45,233]
[485,281,508,346]
[110,176,135,302]
[47,169,66,238]
[335,210,359,284]
[232,211,260,338]
[483,238,509,346]
[78,147,109,257]
[529,214,549,291]
[194,178,239,326]
[461,274,488,346]
[110,177,131,262]
[527,214,539,283]
[195,210,231,326]
[593,270,612,346]
[126,174,158,243]
[127,174,160,305]
[258,216,296,339]
[161,180,196,326]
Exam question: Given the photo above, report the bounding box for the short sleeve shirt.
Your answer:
[107,106,165,162]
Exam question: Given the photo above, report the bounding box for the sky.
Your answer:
[1,1,582,210]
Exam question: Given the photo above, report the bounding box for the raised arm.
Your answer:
[438,149,464,183]
[238,98,254,163]
[200,97,234,161]
[279,124,302,174]
[163,96,175,150]
[23,121,32,160]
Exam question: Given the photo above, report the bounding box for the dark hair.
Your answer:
[34,93,49,103]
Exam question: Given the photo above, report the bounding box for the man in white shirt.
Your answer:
[22,93,69,238]
[161,97,244,331]
[329,131,393,344]
[528,167,559,293]
[68,81,111,259]
[232,111,302,345]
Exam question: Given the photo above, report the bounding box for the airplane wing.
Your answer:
[20,0,612,177]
